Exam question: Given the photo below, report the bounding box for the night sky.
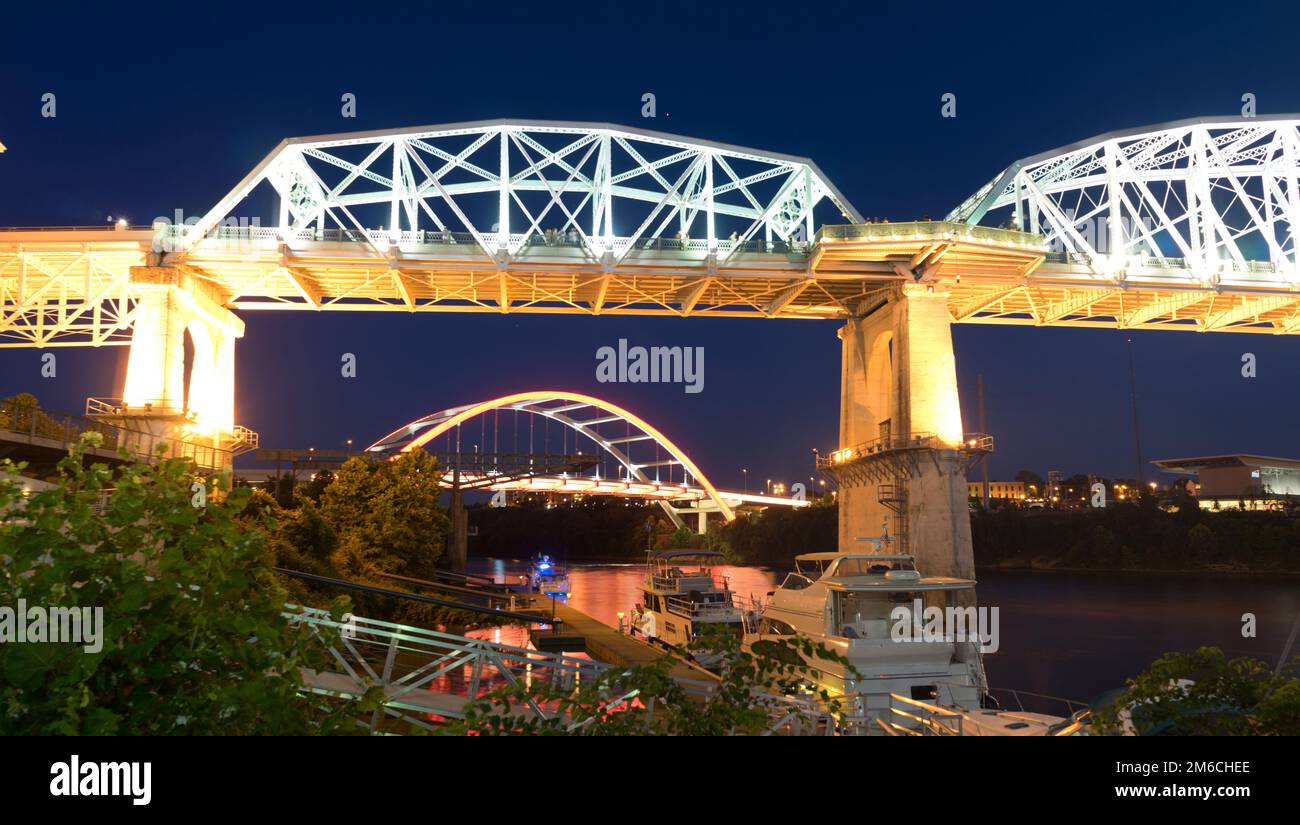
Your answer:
[3,2,1299,491]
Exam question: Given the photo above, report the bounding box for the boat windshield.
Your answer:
[795,557,831,578]
[831,557,915,577]
[831,589,922,640]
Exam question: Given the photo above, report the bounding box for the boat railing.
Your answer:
[664,593,742,620]
[986,687,1091,720]
[650,572,721,591]
[879,693,965,736]
[756,691,886,736]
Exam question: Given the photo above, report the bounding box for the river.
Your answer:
[468,558,1300,702]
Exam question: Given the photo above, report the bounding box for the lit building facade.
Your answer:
[1152,454,1300,510]
[966,480,1026,500]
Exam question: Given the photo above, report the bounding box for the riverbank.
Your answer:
[468,498,1300,574]
[977,559,1300,577]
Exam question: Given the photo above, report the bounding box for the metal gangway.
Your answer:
[286,606,608,733]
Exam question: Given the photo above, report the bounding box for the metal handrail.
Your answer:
[818,431,994,469]
[285,605,607,732]
[165,223,812,257]
[1,397,232,470]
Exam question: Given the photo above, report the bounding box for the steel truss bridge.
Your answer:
[3,115,1299,350]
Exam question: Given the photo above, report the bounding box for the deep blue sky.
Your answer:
[3,1,1299,489]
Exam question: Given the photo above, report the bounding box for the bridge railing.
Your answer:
[817,431,994,469]
[816,220,1046,250]
[0,397,234,470]
[1042,250,1292,276]
[168,223,811,258]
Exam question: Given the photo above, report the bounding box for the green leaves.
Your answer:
[442,623,860,736]
[0,435,358,735]
[1094,646,1300,735]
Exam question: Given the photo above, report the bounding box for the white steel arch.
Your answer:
[180,119,861,265]
[949,115,1300,286]
[367,390,736,527]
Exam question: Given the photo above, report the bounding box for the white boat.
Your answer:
[742,547,1093,734]
[745,550,984,709]
[629,550,749,652]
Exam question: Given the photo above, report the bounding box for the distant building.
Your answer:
[1151,454,1300,510]
[967,480,1026,500]
[1047,469,1063,501]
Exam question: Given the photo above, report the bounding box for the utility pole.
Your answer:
[1126,337,1145,491]
[978,374,989,510]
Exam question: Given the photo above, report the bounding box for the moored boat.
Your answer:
[629,549,749,654]
[743,548,1090,735]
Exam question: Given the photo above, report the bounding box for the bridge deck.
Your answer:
[5,223,1300,337]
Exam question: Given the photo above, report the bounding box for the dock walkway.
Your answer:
[525,596,718,686]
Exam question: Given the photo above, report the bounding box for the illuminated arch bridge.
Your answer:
[366,390,808,530]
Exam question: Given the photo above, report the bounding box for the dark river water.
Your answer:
[468,558,1300,702]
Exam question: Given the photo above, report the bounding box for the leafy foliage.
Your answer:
[709,501,837,565]
[0,435,356,735]
[319,452,448,582]
[1093,646,1300,735]
[442,625,858,735]
[253,453,483,628]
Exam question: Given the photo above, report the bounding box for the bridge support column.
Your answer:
[122,284,187,415]
[447,467,468,573]
[112,267,246,469]
[837,284,974,583]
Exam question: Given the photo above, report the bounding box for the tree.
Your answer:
[1014,469,1044,495]
[319,452,448,582]
[670,525,697,549]
[1093,647,1300,735]
[0,435,356,735]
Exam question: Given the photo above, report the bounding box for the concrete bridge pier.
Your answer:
[108,266,246,469]
[836,283,974,584]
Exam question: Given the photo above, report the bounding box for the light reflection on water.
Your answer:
[466,558,1299,702]
[465,558,779,651]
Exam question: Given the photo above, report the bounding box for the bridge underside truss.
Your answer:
[367,390,735,526]
[0,232,144,346]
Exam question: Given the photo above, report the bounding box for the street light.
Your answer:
[742,468,748,493]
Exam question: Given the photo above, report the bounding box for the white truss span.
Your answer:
[9,117,1300,343]
[949,115,1300,286]
[366,390,736,527]
[183,119,860,263]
